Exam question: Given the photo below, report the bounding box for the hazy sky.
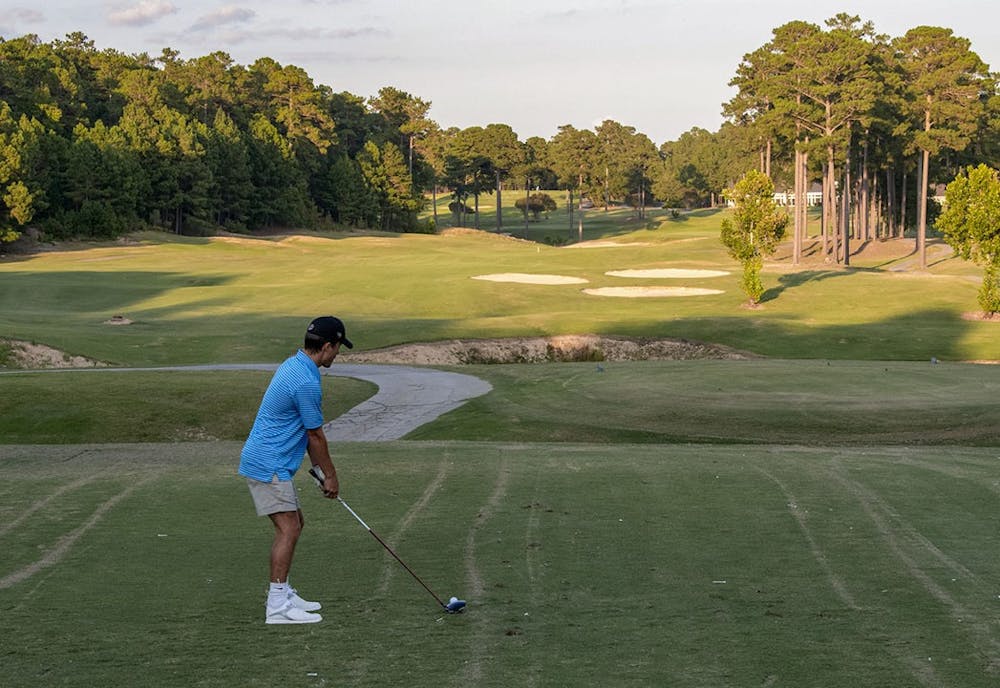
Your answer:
[3,1,999,145]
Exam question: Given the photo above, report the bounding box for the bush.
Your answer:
[978,264,1000,314]
[516,193,557,220]
[43,201,130,240]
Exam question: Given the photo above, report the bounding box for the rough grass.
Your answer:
[0,371,376,443]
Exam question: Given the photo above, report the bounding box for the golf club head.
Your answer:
[445,597,466,613]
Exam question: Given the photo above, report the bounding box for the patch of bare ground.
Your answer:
[340,335,757,365]
[767,236,949,269]
[0,339,109,369]
[961,311,1000,322]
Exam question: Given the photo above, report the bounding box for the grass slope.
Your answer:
[0,208,994,365]
[0,371,375,443]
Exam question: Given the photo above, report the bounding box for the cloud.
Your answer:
[8,8,44,23]
[190,5,256,33]
[217,24,388,45]
[108,0,178,26]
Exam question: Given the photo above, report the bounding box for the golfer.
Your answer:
[239,316,352,624]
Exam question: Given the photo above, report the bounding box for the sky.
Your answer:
[2,0,999,146]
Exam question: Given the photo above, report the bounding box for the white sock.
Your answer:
[267,582,289,609]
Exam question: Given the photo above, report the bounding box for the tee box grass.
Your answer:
[2,441,998,687]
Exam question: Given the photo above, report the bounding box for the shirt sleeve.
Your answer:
[293,380,325,430]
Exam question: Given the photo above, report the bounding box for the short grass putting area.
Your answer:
[1,440,998,687]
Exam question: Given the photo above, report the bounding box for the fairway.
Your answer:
[3,212,1000,687]
[1,441,998,687]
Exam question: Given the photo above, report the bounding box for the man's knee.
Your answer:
[272,511,303,539]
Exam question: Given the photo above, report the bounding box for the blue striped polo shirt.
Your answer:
[239,350,325,482]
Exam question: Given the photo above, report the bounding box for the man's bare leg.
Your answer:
[269,509,304,582]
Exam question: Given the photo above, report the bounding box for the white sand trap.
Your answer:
[584,286,724,298]
[472,273,589,285]
[565,241,653,249]
[606,268,730,279]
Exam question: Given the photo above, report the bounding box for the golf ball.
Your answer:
[449,597,458,604]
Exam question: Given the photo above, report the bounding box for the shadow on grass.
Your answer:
[601,307,977,361]
[760,269,848,303]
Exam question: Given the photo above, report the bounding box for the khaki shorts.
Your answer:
[246,476,300,516]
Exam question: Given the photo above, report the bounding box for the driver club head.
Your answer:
[445,597,466,613]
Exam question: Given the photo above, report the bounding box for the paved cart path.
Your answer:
[3,363,492,441]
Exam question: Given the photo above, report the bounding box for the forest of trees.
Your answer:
[1,16,998,254]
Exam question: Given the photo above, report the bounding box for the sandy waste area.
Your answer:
[583,286,724,297]
[472,273,589,284]
[605,268,730,279]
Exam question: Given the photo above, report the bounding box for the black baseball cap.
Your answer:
[307,316,353,349]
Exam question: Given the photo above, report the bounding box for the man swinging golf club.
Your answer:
[238,316,352,624]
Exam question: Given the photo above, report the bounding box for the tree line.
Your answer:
[1,17,998,250]
[723,13,999,268]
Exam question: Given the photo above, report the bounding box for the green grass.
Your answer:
[1,209,993,365]
[0,371,376,443]
[421,190,666,243]
[411,359,1000,445]
[2,441,999,687]
[3,207,1000,686]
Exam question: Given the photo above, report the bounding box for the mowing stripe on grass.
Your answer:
[753,464,860,611]
[0,475,97,538]
[458,452,511,688]
[0,473,159,590]
[375,457,450,596]
[829,460,1000,673]
[523,466,545,688]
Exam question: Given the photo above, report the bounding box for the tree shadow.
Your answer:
[601,307,982,362]
[760,269,852,302]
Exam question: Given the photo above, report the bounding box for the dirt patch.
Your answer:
[103,315,133,325]
[341,335,756,365]
[0,340,109,369]
[768,236,952,269]
[961,312,1000,322]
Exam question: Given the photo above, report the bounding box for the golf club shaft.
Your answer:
[337,497,447,609]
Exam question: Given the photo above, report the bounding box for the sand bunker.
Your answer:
[606,268,730,279]
[565,241,654,249]
[472,273,589,285]
[343,335,755,365]
[584,286,724,298]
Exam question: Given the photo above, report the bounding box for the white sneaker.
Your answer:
[287,587,322,612]
[265,601,322,625]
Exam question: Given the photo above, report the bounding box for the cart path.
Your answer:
[2,363,492,442]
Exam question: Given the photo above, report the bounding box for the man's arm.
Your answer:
[306,427,339,499]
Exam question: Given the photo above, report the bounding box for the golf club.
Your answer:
[308,466,466,614]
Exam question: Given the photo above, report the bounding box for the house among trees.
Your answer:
[772,183,823,207]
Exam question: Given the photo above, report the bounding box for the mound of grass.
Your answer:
[412,359,1000,445]
[0,371,375,443]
